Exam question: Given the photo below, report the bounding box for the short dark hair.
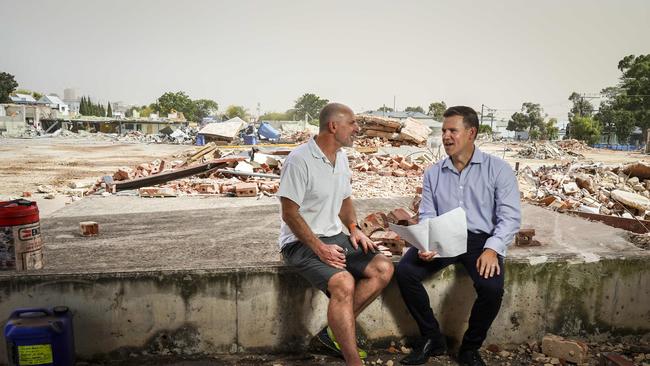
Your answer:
[443,106,479,130]
[319,103,353,131]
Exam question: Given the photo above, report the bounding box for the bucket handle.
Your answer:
[0,199,34,208]
[9,308,51,318]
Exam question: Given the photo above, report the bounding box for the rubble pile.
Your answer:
[350,154,428,178]
[283,130,312,144]
[51,127,197,144]
[516,141,584,160]
[556,138,592,151]
[519,161,650,221]
[356,115,431,146]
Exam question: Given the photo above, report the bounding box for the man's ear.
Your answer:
[328,120,337,133]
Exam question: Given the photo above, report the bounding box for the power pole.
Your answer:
[480,104,484,125]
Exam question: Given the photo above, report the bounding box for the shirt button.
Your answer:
[459,201,464,205]
[459,186,463,189]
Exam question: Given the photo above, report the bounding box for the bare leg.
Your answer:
[327,271,362,366]
[353,255,394,316]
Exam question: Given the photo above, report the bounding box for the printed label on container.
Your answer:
[18,344,53,365]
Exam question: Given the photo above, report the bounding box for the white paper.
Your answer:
[388,207,468,257]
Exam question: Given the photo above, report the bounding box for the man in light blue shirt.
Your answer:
[396,106,521,366]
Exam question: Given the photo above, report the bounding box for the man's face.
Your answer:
[333,112,359,147]
[442,115,475,157]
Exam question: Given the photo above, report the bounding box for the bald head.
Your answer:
[319,103,354,132]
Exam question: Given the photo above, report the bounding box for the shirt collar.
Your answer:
[442,145,486,170]
[308,136,341,162]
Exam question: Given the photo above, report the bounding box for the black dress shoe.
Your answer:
[457,348,486,366]
[399,337,447,365]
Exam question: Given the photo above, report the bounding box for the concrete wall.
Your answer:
[1,257,649,363]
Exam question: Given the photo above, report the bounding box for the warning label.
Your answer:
[17,344,53,365]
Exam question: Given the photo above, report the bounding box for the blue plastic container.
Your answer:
[195,134,205,146]
[258,122,280,141]
[4,307,75,366]
[243,135,257,145]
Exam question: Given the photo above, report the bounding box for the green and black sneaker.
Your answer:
[316,326,368,359]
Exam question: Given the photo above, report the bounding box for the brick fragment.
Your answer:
[541,334,588,364]
[361,212,389,236]
[236,183,258,197]
[80,221,99,236]
[370,230,406,255]
[387,207,416,225]
[196,183,219,194]
[515,228,540,246]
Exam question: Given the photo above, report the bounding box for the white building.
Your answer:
[38,95,69,116]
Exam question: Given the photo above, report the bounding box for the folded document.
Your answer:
[388,207,468,257]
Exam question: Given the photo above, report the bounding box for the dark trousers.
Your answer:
[395,232,504,351]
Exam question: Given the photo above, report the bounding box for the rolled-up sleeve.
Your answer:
[419,166,439,220]
[484,164,521,256]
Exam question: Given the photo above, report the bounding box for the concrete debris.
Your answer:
[350,154,427,178]
[356,115,431,147]
[516,141,585,160]
[519,162,650,225]
[541,334,589,364]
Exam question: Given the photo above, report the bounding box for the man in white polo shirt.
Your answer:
[279,103,394,366]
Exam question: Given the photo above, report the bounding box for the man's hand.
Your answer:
[476,248,500,279]
[349,226,379,254]
[316,242,347,269]
[418,250,438,261]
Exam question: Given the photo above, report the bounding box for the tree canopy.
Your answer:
[0,72,18,103]
[427,101,447,120]
[293,93,329,122]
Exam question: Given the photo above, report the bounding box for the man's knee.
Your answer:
[475,279,504,301]
[328,271,355,301]
[367,256,394,283]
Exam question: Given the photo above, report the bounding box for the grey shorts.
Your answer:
[281,232,377,294]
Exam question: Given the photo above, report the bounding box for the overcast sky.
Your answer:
[1,0,648,121]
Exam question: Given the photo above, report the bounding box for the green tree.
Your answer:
[615,54,650,141]
[571,116,601,144]
[293,93,329,122]
[377,106,393,112]
[193,99,219,121]
[15,88,43,100]
[107,102,112,118]
[0,72,18,103]
[139,106,153,118]
[156,91,196,121]
[507,102,545,137]
[568,92,594,119]
[540,118,559,140]
[224,105,247,120]
[478,124,493,134]
[427,101,447,120]
[405,106,425,114]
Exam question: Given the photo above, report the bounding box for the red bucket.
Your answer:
[0,199,43,270]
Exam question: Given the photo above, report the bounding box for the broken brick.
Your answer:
[80,221,99,236]
[235,183,258,197]
[387,207,416,225]
[361,212,389,236]
[370,230,406,255]
[515,228,540,246]
[139,187,177,197]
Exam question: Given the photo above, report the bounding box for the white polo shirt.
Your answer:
[278,137,352,249]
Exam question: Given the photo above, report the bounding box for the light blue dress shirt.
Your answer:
[419,147,521,256]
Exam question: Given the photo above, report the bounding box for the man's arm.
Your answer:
[281,197,346,269]
[477,164,521,278]
[418,166,440,260]
[338,197,378,254]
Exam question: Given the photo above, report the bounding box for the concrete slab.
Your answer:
[0,196,648,361]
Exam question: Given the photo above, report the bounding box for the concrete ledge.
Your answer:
[0,197,649,361]
[1,257,648,361]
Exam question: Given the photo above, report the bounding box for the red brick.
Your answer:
[236,183,258,197]
[80,221,99,236]
[387,207,416,225]
[361,212,389,236]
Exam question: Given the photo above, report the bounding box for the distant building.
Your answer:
[63,88,80,115]
[9,93,37,104]
[38,95,69,115]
